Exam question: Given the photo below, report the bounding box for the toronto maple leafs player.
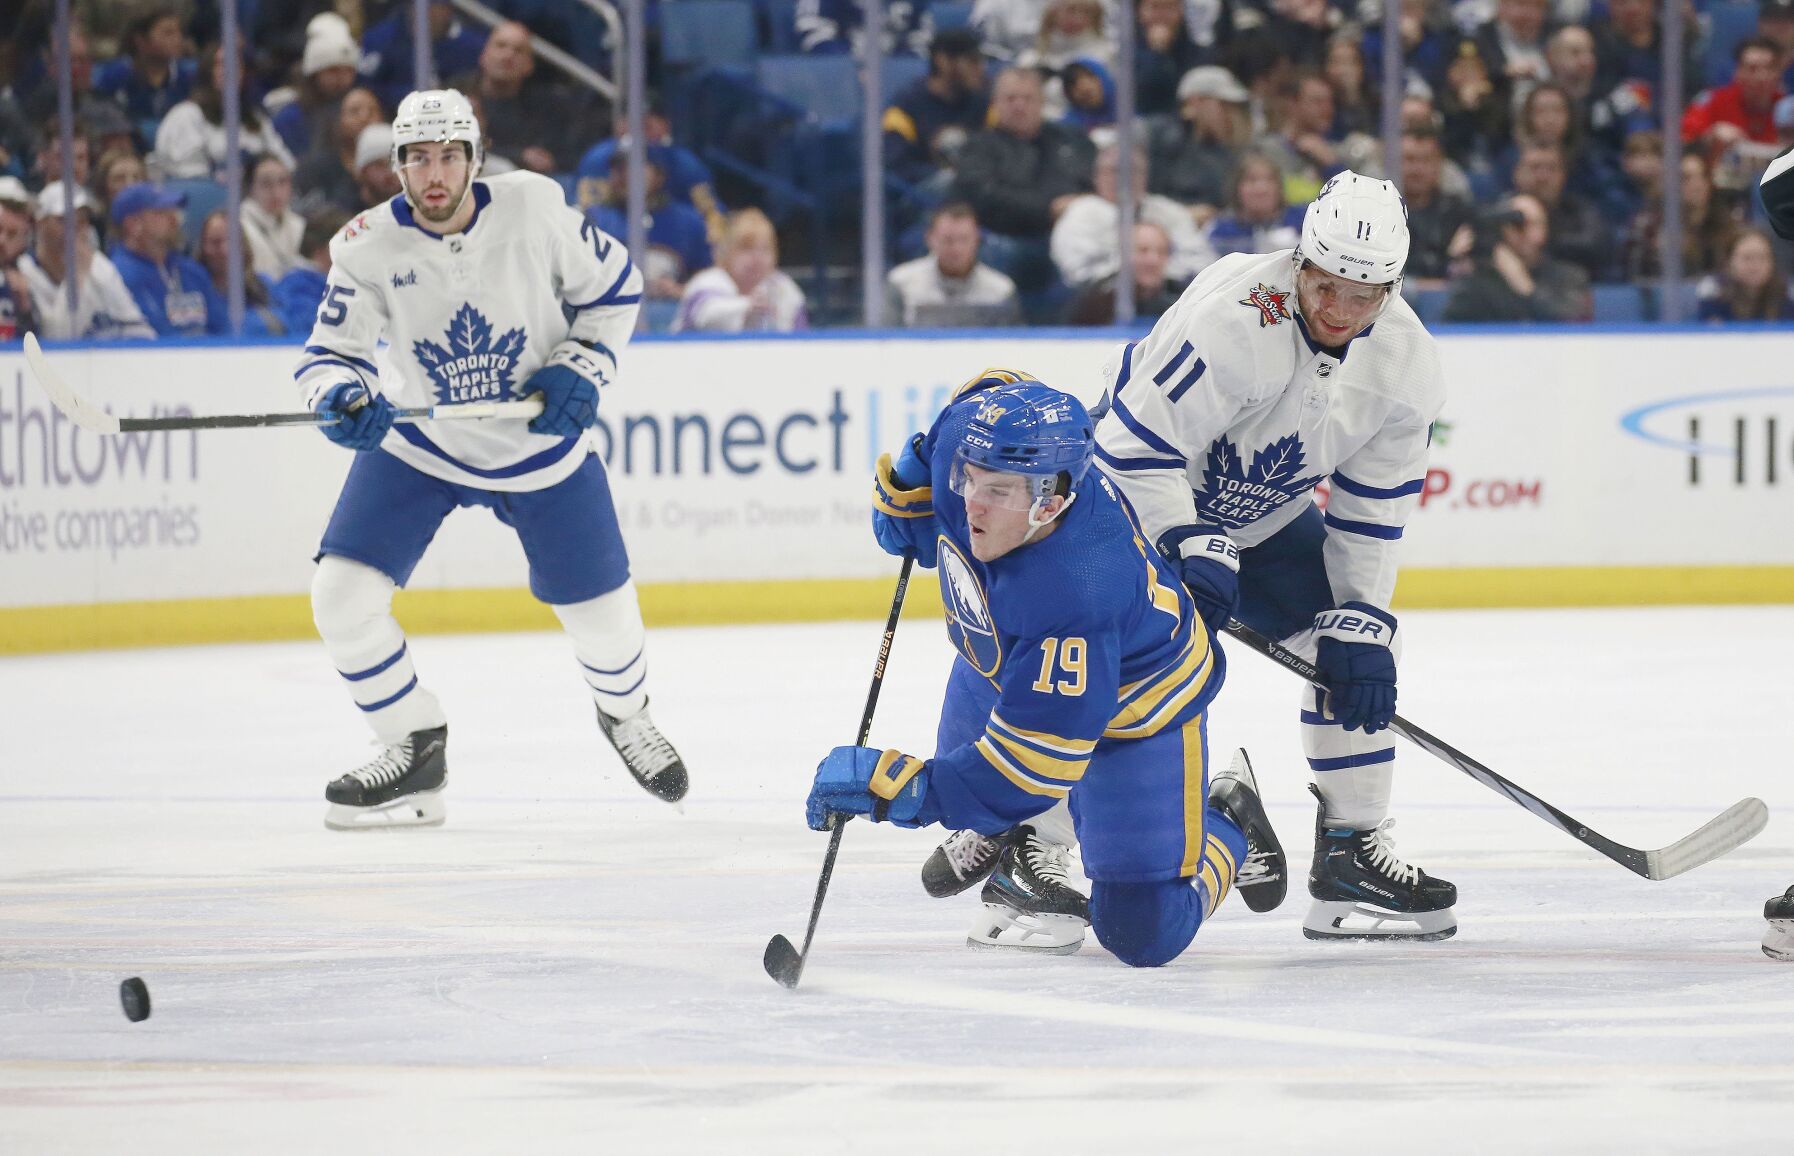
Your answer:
[294,90,688,829]
[924,174,1458,941]
[807,370,1288,965]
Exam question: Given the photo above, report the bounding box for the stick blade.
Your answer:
[1645,797,1769,880]
[763,934,804,989]
[23,333,120,435]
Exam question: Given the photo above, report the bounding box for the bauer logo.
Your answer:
[1618,386,1794,487]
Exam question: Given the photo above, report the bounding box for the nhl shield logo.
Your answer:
[412,303,528,405]
[1239,283,1292,327]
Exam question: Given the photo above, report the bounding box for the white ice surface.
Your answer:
[1,607,1791,1154]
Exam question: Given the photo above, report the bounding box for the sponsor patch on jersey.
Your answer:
[412,303,528,405]
[341,213,372,241]
[1239,283,1292,327]
[938,538,1002,680]
[1198,433,1325,529]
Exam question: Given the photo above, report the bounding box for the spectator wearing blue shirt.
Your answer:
[1205,152,1305,258]
[108,182,226,337]
[576,105,723,242]
[359,2,488,113]
[273,212,344,335]
[195,208,286,336]
[94,7,198,145]
[586,151,712,301]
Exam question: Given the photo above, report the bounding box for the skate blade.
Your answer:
[966,904,1086,954]
[1764,920,1794,962]
[1302,898,1458,942]
[325,791,446,831]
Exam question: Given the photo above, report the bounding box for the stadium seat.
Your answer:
[1704,1,1760,87]
[1406,287,1448,327]
[163,178,228,243]
[1592,283,1646,323]
[761,0,803,52]
[878,55,928,105]
[755,54,862,128]
[931,1,976,31]
[662,0,758,70]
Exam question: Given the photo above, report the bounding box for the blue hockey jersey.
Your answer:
[893,376,1225,834]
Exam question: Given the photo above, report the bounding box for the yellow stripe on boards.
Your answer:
[2,565,1790,655]
[0,577,950,656]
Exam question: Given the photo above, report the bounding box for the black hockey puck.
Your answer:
[119,977,151,1022]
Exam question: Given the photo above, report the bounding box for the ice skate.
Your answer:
[597,699,688,803]
[1208,749,1286,913]
[967,827,1089,954]
[922,828,1006,897]
[1763,885,1794,961]
[1303,786,1457,941]
[324,725,448,830]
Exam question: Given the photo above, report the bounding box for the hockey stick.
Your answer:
[1223,620,1767,880]
[764,554,916,989]
[22,332,544,433]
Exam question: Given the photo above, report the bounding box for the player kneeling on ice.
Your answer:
[806,373,1287,966]
[295,90,687,829]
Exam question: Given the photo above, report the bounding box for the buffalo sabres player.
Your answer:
[806,371,1288,966]
[295,90,687,829]
[924,174,1457,941]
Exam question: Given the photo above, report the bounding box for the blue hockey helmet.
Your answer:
[951,378,1094,512]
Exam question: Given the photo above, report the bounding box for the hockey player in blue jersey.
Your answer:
[805,371,1288,966]
[295,90,687,829]
[921,173,1458,943]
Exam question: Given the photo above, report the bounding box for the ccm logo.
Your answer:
[1316,611,1385,638]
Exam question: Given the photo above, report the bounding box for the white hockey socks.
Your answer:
[553,579,650,720]
[1299,682,1395,829]
[312,555,446,745]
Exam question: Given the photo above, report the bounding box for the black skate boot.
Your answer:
[921,829,1006,897]
[968,826,1090,954]
[1207,749,1287,913]
[1304,786,1457,941]
[597,699,688,804]
[1764,885,1794,961]
[324,725,448,830]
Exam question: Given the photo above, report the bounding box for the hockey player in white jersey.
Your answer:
[926,172,1458,941]
[295,90,687,829]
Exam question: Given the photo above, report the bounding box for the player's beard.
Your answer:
[414,174,469,224]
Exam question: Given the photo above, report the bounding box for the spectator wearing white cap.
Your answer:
[18,181,154,341]
[352,122,403,209]
[0,176,36,341]
[1146,65,1252,215]
[153,41,296,181]
[270,18,364,160]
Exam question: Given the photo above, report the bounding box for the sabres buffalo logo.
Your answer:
[1239,283,1292,327]
[938,538,1001,680]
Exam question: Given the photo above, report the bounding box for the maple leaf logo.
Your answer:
[1239,283,1292,327]
[1198,434,1325,529]
[411,303,528,406]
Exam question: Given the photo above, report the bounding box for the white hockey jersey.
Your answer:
[1093,249,1445,610]
[294,170,643,492]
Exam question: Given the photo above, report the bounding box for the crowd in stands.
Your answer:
[3,0,1794,344]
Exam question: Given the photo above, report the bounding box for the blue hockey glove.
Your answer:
[871,435,938,567]
[315,382,396,451]
[521,341,610,438]
[806,745,932,831]
[1158,524,1241,634]
[1313,602,1399,733]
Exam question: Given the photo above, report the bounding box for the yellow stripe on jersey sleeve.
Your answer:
[1106,634,1216,739]
[982,723,1092,784]
[988,712,1098,757]
[974,736,1075,799]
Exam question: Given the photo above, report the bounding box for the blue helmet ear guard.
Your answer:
[957,382,1095,496]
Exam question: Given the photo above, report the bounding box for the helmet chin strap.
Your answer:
[1022,490,1076,543]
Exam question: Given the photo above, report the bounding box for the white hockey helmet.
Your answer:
[390,88,484,177]
[1295,170,1409,286]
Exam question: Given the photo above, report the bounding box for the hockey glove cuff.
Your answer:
[1313,602,1399,734]
[316,382,396,451]
[522,340,612,438]
[807,745,932,831]
[1158,523,1241,635]
[872,436,938,567]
